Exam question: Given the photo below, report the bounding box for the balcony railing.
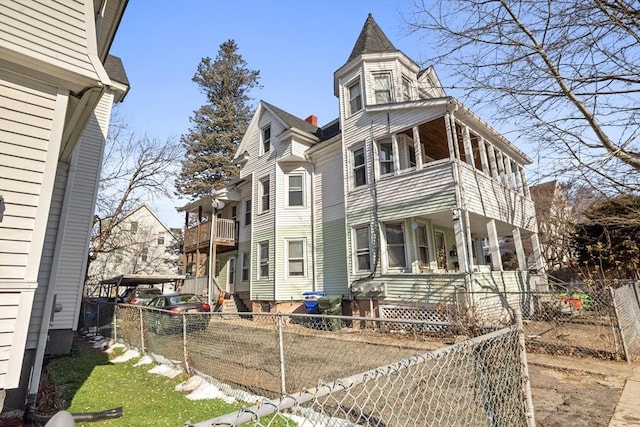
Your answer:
[183,218,237,251]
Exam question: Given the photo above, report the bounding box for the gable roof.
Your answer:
[263,101,319,135]
[347,13,399,63]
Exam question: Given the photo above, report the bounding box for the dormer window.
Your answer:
[373,73,392,104]
[347,79,363,115]
[261,124,271,154]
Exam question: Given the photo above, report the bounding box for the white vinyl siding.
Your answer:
[0,0,100,81]
[50,92,113,330]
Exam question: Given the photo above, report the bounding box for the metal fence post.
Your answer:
[277,312,286,395]
[515,307,536,427]
[183,313,190,374]
[113,303,117,343]
[138,306,145,353]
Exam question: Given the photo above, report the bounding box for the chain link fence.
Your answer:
[109,304,534,426]
[610,282,640,361]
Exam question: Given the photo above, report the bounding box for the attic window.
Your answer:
[262,124,271,154]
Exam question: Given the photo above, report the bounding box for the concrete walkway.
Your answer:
[609,363,640,427]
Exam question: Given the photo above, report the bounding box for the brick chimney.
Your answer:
[305,115,318,126]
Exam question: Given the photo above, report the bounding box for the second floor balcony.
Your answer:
[183,218,237,252]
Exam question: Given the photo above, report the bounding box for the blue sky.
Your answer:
[110,0,431,227]
[109,0,532,227]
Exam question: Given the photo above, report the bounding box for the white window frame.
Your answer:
[378,141,394,176]
[353,225,372,273]
[287,173,305,207]
[401,76,412,101]
[260,177,270,213]
[415,223,430,265]
[243,198,252,226]
[141,247,148,263]
[285,239,306,278]
[373,72,392,104]
[352,145,367,188]
[241,252,250,282]
[258,241,269,279]
[384,222,407,270]
[347,78,363,115]
[157,231,165,245]
[261,124,271,155]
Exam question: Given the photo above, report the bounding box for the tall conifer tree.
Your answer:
[176,40,260,200]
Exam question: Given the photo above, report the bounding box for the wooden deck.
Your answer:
[183,218,237,252]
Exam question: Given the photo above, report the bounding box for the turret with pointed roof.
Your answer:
[347,13,400,63]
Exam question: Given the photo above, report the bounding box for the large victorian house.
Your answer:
[179,15,543,318]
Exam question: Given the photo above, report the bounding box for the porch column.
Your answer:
[445,110,458,161]
[391,134,400,175]
[478,137,490,174]
[530,233,545,272]
[453,209,470,272]
[462,126,474,166]
[512,228,527,271]
[496,151,506,187]
[504,157,515,190]
[412,126,423,170]
[487,144,499,181]
[486,219,503,271]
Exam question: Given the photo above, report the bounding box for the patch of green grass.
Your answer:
[45,346,246,426]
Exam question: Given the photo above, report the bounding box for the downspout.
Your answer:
[305,154,318,292]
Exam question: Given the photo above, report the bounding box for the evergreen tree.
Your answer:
[176,40,260,200]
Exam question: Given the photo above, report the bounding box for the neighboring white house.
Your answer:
[179,14,544,318]
[88,204,181,286]
[0,0,128,411]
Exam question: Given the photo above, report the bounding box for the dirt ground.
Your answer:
[529,356,629,427]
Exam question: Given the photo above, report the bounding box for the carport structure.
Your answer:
[97,274,186,300]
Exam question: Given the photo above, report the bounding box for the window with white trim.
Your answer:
[261,124,271,154]
[258,241,269,279]
[416,224,430,264]
[241,252,250,282]
[385,222,406,268]
[347,79,363,115]
[244,199,252,226]
[401,76,412,101]
[260,178,270,212]
[157,232,165,245]
[287,174,304,207]
[354,225,371,272]
[379,142,394,175]
[373,73,392,104]
[286,239,306,277]
[141,247,148,263]
[352,146,367,187]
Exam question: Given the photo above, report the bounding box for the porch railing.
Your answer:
[183,218,237,250]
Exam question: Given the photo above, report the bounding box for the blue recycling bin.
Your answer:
[303,291,324,328]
